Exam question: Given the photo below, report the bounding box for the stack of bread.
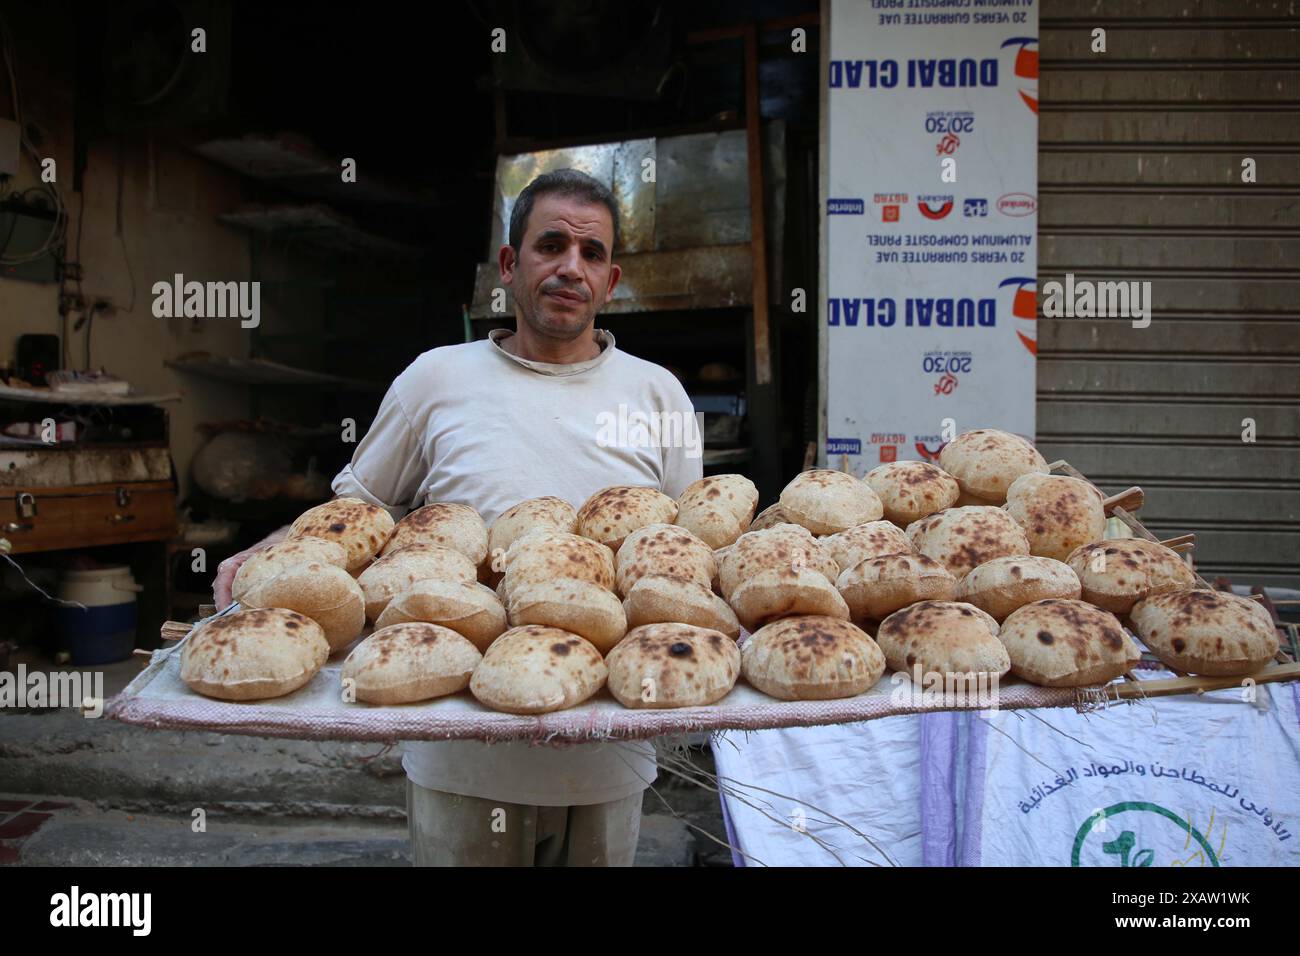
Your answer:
[181,431,1278,713]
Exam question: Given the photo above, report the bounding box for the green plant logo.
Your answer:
[1072,802,1220,867]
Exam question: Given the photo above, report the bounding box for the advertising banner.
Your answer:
[823,0,1039,469]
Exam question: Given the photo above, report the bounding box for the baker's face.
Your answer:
[500,193,621,340]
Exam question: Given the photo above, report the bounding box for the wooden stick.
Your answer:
[1101,486,1144,515]
[1158,533,1196,550]
[1101,662,1300,701]
[160,621,193,642]
[743,23,771,386]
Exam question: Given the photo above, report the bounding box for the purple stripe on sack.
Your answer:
[919,711,960,866]
[959,711,991,867]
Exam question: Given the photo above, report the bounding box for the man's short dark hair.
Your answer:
[508,168,621,254]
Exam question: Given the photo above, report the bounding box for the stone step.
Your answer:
[1,710,407,817]
[1,794,701,866]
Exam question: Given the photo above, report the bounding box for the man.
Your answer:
[213,168,702,865]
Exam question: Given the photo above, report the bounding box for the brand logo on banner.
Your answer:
[918,195,955,219]
[925,111,975,134]
[827,437,862,455]
[828,58,998,89]
[963,198,988,217]
[1000,37,1039,113]
[935,132,961,155]
[997,192,1037,216]
[828,198,865,214]
[913,437,944,461]
[999,276,1038,356]
[924,351,972,395]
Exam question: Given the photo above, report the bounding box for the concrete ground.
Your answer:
[0,659,734,867]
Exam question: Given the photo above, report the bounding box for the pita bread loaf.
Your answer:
[906,506,1032,578]
[615,523,715,596]
[1005,473,1106,562]
[741,615,886,700]
[674,474,759,548]
[287,497,395,572]
[232,536,349,604]
[499,531,616,602]
[469,625,608,714]
[718,524,838,600]
[957,555,1082,621]
[181,608,328,701]
[1129,589,1278,676]
[575,486,679,552]
[374,579,507,652]
[1065,538,1199,614]
[823,520,915,573]
[748,503,791,533]
[341,622,482,704]
[865,461,960,526]
[876,601,1009,678]
[729,566,851,633]
[937,429,1048,503]
[999,599,1140,687]
[779,469,883,535]
[487,496,578,562]
[677,474,758,522]
[606,623,740,708]
[357,544,477,621]
[507,577,628,654]
[382,502,488,564]
[240,560,366,652]
[836,552,957,621]
[623,574,741,639]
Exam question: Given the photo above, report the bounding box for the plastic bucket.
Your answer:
[52,566,143,665]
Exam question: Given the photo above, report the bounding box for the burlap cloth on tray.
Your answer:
[107,639,1089,743]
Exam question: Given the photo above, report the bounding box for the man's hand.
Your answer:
[213,526,291,609]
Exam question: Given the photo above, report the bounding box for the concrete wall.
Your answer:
[0,4,252,498]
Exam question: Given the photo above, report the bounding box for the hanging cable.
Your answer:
[0,10,68,266]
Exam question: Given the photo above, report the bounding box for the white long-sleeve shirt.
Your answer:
[332,328,702,805]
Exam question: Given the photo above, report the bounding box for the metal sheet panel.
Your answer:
[1037,0,1300,584]
[612,139,657,254]
[489,144,620,255]
[654,130,751,249]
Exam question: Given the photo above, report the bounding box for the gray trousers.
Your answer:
[407,780,644,866]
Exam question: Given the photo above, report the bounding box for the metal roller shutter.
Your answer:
[1037,0,1300,588]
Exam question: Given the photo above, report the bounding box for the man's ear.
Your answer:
[605,262,622,300]
[498,244,517,285]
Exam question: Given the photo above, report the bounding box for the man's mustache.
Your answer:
[541,281,590,301]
